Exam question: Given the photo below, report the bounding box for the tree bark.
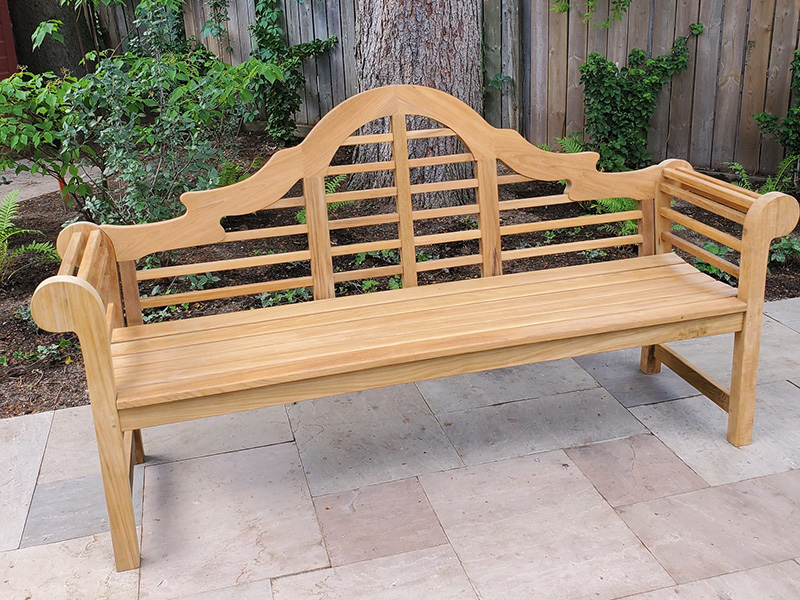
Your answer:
[354,0,482,208]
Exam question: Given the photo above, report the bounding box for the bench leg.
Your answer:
[639,345,661,374]
[93,410,140,571]
[727,328,759,447]
[132,429,145,465]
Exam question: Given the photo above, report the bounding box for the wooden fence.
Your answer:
[183,0,800,175]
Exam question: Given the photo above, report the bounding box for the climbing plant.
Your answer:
[580,24,703,172]
[249,0,336,143]
[551,0,633,28]
[755,49,800,164]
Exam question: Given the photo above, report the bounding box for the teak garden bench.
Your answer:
[31,85,799,571]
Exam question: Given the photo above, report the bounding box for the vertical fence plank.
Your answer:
[312,0,333,115]
[586,0,609,56]
[760,0,800,173]
[484,0,503,127]
[689,0,723,167]
[648,0,677,163]
[710,0,748,169]
[626,0,649,56]
[606,3,629,67]
[528,0,549,144]
[547,6,568,145]
[339,0,358,97]
[565,1,588,138]
[666,0,700,159]
[298,0,320,124]
[326,0,346,106]
[737,0,778,171]
[501,0,521,130]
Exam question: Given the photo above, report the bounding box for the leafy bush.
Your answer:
[769,236,800,265]
[580,25,702,172]
[249,0,336,143]
[0,189,60,283]
[551,0,632,28]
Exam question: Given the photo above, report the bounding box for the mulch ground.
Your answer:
[2,131,799,418]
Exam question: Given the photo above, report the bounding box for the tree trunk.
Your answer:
[354,0,482,208]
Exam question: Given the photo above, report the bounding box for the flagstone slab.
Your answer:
[176,580,272,600]
[313,477,447,566]
[287,384,462,497]
[0,531,138,599]
[764,297,800,332]
[416,359,598,413]
[441,387,646,465]
[21,469,144,548]
[138,443,327,600]
[420,452,673,600]
[620,561,800,599]
[632,380,800,485]
[574,348,697,407]
[617,469,800,584]
[0,411,52,551]
[565,434,707,507]
[39,404,293,483]
[271,545,477,600]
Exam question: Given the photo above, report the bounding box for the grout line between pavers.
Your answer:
[17,411,56,552]
[412,381,468,469]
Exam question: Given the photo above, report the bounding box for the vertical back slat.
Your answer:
[390,114,418,288]
[475,159,502,276]
[304,176,335,299]
[118,261,143,327]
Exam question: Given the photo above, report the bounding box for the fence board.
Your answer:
[738,0,778,172]
[565,3,587,137]
[547,6,568,145]
[501,0,521,130]
[689,0,723,167]
[325,0,346,106]
[648,0,678,163]
[666,0,701,160]
[760,0,800,172]
[484,0,503,127]
[312,0,333,115]
[528,0,549,144]
[710,0,748,169]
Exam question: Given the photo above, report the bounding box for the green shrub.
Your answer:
[755,50,800,160]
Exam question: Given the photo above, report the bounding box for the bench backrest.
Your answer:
[56,85,790,328]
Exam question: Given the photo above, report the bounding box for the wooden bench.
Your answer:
[31,85,799,571]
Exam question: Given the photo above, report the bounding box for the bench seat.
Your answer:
[111,254,745,417]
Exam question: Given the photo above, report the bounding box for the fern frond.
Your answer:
[726,162,753,190]
[0,189,21,230]
[556,133,585,154]
[594,197,637,213]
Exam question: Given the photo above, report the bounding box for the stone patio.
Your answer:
[2,299,800,599]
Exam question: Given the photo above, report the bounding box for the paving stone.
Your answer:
[420,452,673,600]
[668,316,800,383]
[416,359,598,413]
[441,387,647,465]
[0,411,52,551]
[138,443,327,600]
[574,348,697,407]
[0,531,139,599]
[287,384,462,496]
[176,580,272,600]
[271,545,477,600]
[632,380,800,485]
[38,404,293,484]
[764,297,800,332]
[621,561,800,599]
[314,477,447,566]
[21,469,144,548]
[617,469,800,584]
[566,434,707,507]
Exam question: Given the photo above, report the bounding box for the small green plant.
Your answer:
[217,157,266,188]
[694,241,737,284]
[729,155,800,195]
[488,74,512,89]
[581,248,607,263]
[11,338,76,363]
[184,272,221,291]
[388,276,402,290]
[552,0,632,28]
[354,249,400,266]
[459,215,479,230]
[360,279,380,293]
[769,236,800,264]
[142,302,191,324]
[0,190,60,282]
[258,287,312,307]
[580,25,702,172]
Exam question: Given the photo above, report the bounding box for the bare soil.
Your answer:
[2,131,799,418]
